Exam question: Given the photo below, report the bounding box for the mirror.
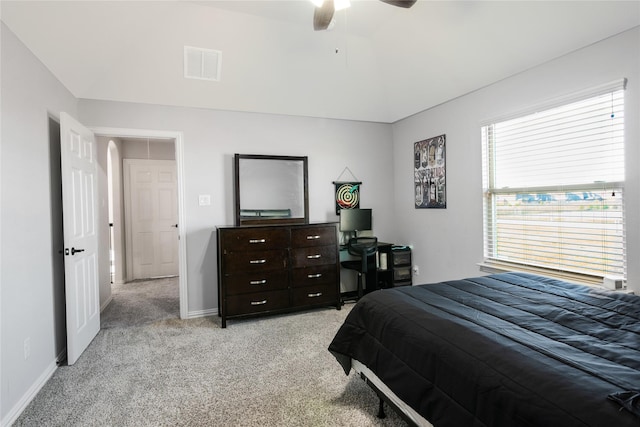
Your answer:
[234,154,309,226]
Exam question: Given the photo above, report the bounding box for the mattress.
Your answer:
[328,272,640,427]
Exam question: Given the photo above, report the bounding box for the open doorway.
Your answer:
[50,120,187,364]
[95,128,187,320]
[106,138,179,281]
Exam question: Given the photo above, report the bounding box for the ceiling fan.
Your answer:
[313,0,417,31]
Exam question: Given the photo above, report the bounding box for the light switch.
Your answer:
[198,194,211,206]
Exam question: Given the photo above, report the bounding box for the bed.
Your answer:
[328,272,640,426]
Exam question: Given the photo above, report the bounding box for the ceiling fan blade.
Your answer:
[313,0,335,31]
[379,0,417,8]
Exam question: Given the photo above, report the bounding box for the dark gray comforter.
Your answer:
[328,272,640,426]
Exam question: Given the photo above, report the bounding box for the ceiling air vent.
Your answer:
[184,46,222,81]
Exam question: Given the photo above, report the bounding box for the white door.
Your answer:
[124,160,179,280]
[60,112,100,365]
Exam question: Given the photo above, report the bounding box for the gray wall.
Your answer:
[78,101,395,314]
[391,27,640,290]
[1,22,78,423]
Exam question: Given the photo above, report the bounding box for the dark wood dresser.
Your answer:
[217,222,340,327]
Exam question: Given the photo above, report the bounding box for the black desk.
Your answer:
[340,242,394,301]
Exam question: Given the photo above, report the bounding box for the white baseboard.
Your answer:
[100,294,113,313]
[1,360,57,427]
[184,307,218,319]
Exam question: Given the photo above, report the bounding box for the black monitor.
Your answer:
[340,209,372,241]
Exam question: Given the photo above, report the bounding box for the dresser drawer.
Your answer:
[291,225,336,248]
[220,227,290,252]
[290,245,336,268]
[291,282,337,307]
[392,248,412,266]
[291,264,337,288]
[224,249,288,273]
[217,223,341,327]
[225,290,290,316]
[394,266,412,282]
[224,270,289,295]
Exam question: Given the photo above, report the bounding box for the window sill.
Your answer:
[477,261,612,288]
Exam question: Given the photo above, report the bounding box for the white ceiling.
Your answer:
[2,1,639,123]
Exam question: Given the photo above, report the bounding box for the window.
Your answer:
[481,80,626,281]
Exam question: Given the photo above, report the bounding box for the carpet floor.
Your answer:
[14,278,407,426]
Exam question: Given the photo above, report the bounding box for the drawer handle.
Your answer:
[251,299,267,306]
[249,239,266,244]
[306,235,321,240]
[307,254,321,259]
[249,259,266,264]
[250,279,267,285]
[308,273,323,279]
[308,292,323,298]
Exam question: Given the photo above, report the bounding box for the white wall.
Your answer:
[78,101,395,314]
[0,22,78,424]
[391,27,640,291]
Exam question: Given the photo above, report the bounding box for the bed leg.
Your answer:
[377,397,386,419]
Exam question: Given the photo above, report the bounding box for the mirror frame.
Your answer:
[234,154,309,226]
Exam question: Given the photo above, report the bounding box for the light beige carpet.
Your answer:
[14,278,407,426]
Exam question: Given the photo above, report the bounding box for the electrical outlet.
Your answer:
[413,265,419,276]
[24,337,31,360]
[198,194,211,206]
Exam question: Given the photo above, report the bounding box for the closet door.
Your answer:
[124,159,178,280]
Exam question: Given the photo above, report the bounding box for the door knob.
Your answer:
[71,247,85,255]
[172,224,178,228]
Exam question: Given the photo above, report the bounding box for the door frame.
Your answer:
[91,127,188,319]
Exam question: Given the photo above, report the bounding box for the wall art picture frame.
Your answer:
[414,134,446,209]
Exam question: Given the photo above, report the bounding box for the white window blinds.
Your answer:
[481,82,626,279]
